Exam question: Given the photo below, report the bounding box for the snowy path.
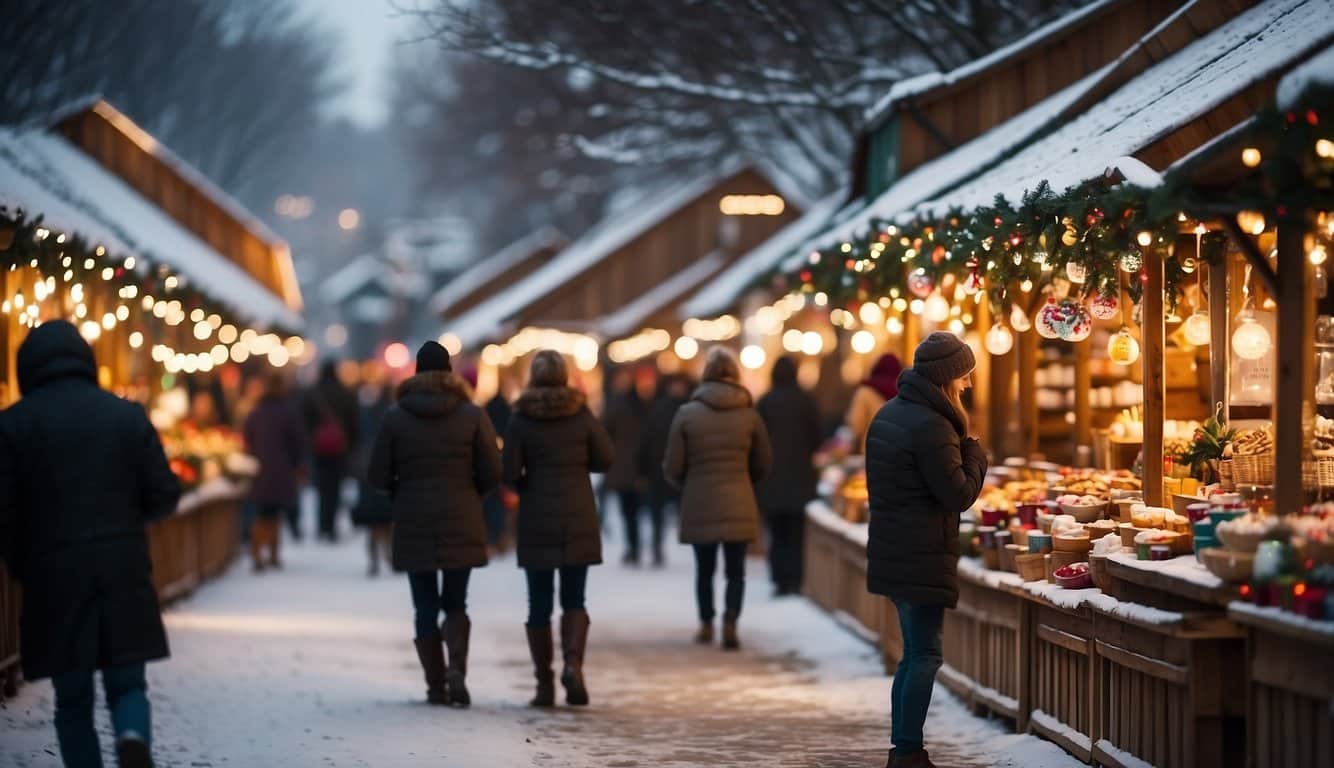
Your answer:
[2,515,1079,768]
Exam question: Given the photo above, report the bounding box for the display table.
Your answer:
[805,501,1250,767]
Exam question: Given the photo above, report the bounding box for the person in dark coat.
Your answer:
[0,320,181,768]
[635,373,691,567]
[367,342,500,708]
[304,360,360,542]
[865,332,987,768]
[755,356,822,596]
[503,350,614,707]
[664,347,771,650]
[242,374,306,572]
[351,375,395,576]
[483,376,516,550]
[602,366,651,564]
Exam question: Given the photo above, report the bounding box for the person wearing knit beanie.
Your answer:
[416,341,452,374]
[912,332,976,386]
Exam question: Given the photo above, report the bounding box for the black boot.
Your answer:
[694,622,714,645]
[525,625,556,707]
[116,736,153,768]
[443,613,471,707]
[560,610,591,706]
[413,636,448,705]
[722,613,740,651]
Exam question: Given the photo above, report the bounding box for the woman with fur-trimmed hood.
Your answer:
[503,350,614,708]
[368,341,501,708]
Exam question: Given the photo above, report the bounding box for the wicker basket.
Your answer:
[1218,459,1234,491]
[1304,456,1334,489]
[1015,553,1046,581]
[1232,452,1274,485]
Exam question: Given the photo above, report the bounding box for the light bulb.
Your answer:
[1010,304,1032,332]
[850,330,876,354]
[1108,327,1140,365]
[924,294,950,322]
[1232,315,1271,360]
[1120,251,1142,273]
[1065,261,1087,284]
[1310,244,1328,266]
[984,323,1014,355]
[858,302,883,325]
[1182,312,1211,346]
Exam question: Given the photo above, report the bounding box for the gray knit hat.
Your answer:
[913,332,976,386]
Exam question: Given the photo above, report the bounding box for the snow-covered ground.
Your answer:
[1,504,1080,768]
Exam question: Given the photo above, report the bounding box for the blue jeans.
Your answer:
[52,662,151,768]
[407,569,471,639]
[891,600,945,755]
[525,565,589,627]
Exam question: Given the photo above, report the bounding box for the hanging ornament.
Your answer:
[1065,261,1087,284]
[962,268,984,295]
[1231,311,1271,360]
[984,322,1014,355]
[1108,327,1140,365]
[924,294,950,323]
[1089,292,1119,320]
[1061,228,1078,247]
[1036,299,1062,339]
[1033,248,1048,265]
[1119,250,1142,273]
[908,268,935,298]
[1182,312,1211,346]
[1179,256,1197,274]
[1010,304,1032,333]
[1055,299,1093,342]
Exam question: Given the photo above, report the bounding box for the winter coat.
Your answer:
[845,385,886,454]
[601,391,646,492]
[367,372,501,572]
[864,369,988,608]
[755,372,822,516]
[663,381,772,544]
[636,387,687,502]
[502,386,614,569]
[0,322,181,680]
[243,395,306,507]
[304,374,360,462]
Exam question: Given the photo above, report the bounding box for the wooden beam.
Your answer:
[1208,259,1230,413]
[989,334,1017,458]
[1274,213,1314,514]
[1074,337,1092,463]
[1143,254,1167,506]
[1222,217,1278,296]
[1019,326,1040,457]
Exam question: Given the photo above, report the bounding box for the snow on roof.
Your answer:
[319,253,426,306]
[599,250,729,338]
[862,0,1120,125]
[0,128,302,330]
[1277,40,1334,109]
[914,0,1333,216]
[446,166,750,350]
[430,226,565,316]
[681,191,844,319]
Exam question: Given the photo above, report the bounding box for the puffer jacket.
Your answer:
[368,372,501,571]
[503,385,614,569]
[864,369,987,607]
[663,381,772,544]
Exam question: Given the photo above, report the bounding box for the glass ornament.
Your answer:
[1231,313,1271,360]
[984,323,1014,356]
[924,294,950,323]
[1010,304,1032,333]
[1182,312,1211,346]
[1089,292,1119,320]
[1108,327,1140,365]
[907,268,935,298]
[1036,299,1062,339]
[1065,261,1088,284]
[1119,251,1142,273]
[1060,301,1094,342]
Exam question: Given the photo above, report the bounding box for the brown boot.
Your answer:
[694,622,714,645]
[892,749,936,768]
[412,636,448,705]
[443,613,471,708]
[250,518,274,572]
[722,613,740,651]
[559,610,590,706]
[525,624,556,707]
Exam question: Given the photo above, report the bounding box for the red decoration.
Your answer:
[1306,109,1318,126]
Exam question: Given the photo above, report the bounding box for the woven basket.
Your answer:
[1232,452,1274,485]
[1218,459,1234,491]
[1310,456,1334,488]
[1015,553,1046,581]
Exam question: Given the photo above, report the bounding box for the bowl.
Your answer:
[1060,502,1107,523]
[1053,533,1092,554]
[1054,562,1093,589]
[1208,509,1244,526]
[1084,520,1117,539]
[1215,521,1271,553]
[1118,522,1148,548]
[1200,547,1255,583]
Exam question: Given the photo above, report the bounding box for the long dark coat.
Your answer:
[601,391,646,492]
[865,369,988,607]
[503,386,614,569]
[663,381,772,544]
[0,322,181,680]
[243,395,306,506]
[304,367,360,460]
[636,379,688,504]
[367,372,500,572]
[755,361,822,515]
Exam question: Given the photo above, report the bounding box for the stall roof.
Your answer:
[430,226,566,317]
[914,0,1333,216]
[0,128,302,330]
[1277,41,1334,109]
[598,250,729,339]
[319,253,426,306]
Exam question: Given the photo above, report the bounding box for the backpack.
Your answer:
[311,394,349,458]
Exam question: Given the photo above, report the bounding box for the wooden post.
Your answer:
[1019,326,1040,457]
[1074,338,1092,463]
[989,339,1017,458]
[974,298,992,448]
[1208,259,1230,413]
[1143,254,1166,506]
[1274,213,1314,514]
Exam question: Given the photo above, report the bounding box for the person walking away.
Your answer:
[305,360,360,542]
[503,350,614,707]
[368,342,500,707]
[0,321,181,768]
[243,374,307,572]
[636,373,691,567]
[352,371,394,576]
[756,356,822,596]
[602,366,651,565]
[865,332,987,768]
[663,348,771,650]
[846,353,902,453]
[483,375,516,551]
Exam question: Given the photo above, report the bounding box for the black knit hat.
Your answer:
[416,341,451,374]
[912,332,975,386]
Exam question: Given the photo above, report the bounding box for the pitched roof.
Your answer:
[319,253,426,306]
[429,226,566,316]
[598,250,729,338]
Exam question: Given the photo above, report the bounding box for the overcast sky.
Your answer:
[296,0,422,129]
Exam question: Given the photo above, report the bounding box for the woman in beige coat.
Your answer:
[845,353,903,452]
[663,347,772,649]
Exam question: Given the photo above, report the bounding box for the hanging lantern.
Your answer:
[1119,251,1142,273]
[907,268,935,298]
[1065,261,1088,284]
[1179,256,1197,274]
[1108,327,1140,365]
[1232,312,1271,360]
[924,294,950,323]
[984,322,1014,355]
[1090,292,1119,320]
[1182,312,1211,346]
[1061,228,1078,247]
[1036,299,1062,339]
[1010,304,1032,333]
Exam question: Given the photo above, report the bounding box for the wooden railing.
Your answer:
[0,485,243,698]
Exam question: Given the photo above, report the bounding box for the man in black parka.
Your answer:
[0,320,181,768]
